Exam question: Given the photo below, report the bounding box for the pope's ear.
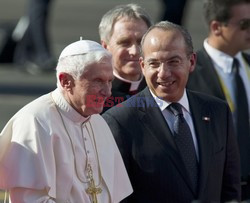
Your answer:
[101,40,108,49]
[59,73,74,90]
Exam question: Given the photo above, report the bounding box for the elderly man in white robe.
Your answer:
[0,40,133,203]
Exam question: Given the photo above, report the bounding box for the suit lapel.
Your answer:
[138,89,177,151]
[137,88,196,195]
[187,91,213,197]
[196,48,226,100]
[242,52,250,65]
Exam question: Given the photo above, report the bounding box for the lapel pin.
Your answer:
[202,116,210,121]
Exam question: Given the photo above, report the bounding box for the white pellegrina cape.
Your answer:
[0,88,132,203]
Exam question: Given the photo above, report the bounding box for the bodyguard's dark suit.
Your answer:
[187,48,250,101]
[187,48,250,199]
[102,87,241,203]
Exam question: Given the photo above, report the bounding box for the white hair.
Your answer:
[56,50,112,90]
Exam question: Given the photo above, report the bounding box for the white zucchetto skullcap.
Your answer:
[59,39,106,59]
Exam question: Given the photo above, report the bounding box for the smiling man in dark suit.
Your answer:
[187,0,250,200]
[102,21,241,203]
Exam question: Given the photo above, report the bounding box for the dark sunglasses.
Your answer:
[238,19,250,30]
[226,19,250,30]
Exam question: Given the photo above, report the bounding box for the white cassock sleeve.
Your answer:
[91,115,133,202]
[9,188,56,203]
[0,112,57,202]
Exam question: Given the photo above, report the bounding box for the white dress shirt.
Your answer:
[204,39,250,117]
[149,89,199,161]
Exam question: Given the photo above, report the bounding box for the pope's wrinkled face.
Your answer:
[103,17,149,81]
[60,57,113,117]
[140,28,196,102]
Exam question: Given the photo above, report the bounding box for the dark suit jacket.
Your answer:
[102,76,147,113]
[187,48,250,178]
[187,47,250,101]
[102,87,241,203]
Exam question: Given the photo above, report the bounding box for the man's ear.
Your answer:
[210,20,223,36]
[59,73,74,91]
[189,52,197,73]
[139,56,145,76]
[101,40,108,49]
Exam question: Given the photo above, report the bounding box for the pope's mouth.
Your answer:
[86,95,106,106]
[94,98,105,104]
[90,100,105,108]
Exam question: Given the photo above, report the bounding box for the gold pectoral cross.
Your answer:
[86,178,102,203]
[86,164,102,203]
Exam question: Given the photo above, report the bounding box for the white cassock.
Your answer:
[0,88,133,203]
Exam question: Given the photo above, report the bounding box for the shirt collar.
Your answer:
[51,88,90,123]
[204,39,243,73]
[113,71,143,91]
[149,89,190,113]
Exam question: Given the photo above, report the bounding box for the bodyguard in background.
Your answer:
[187,0,250,200]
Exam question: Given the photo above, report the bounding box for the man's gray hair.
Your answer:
[140,21,194,57]
[56,51,112,89]
[99,3,152,43]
